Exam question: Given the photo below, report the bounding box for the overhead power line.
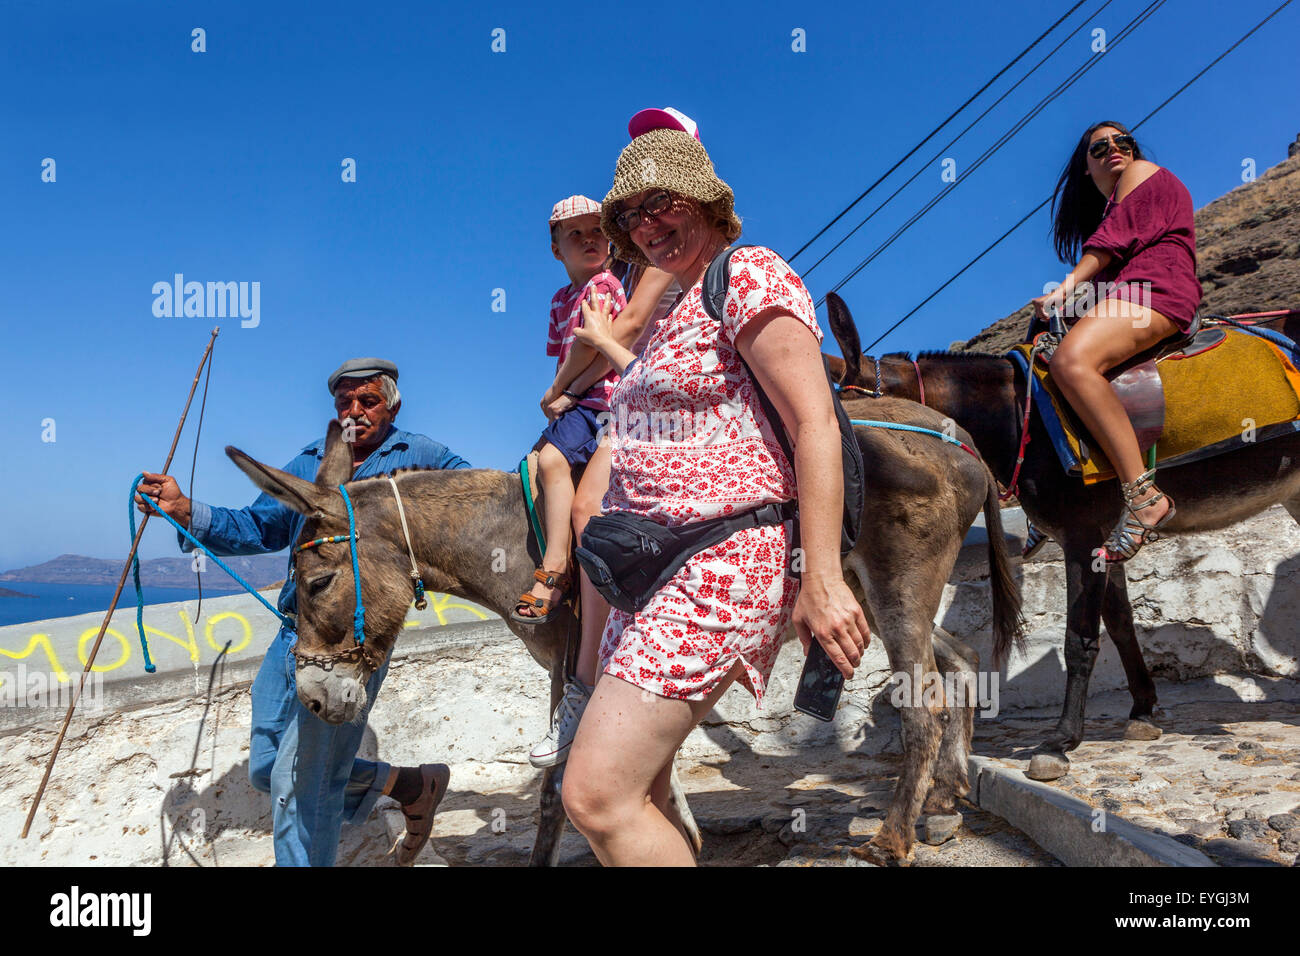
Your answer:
[817,0,1168,309]
[786,0,1090,264]
[858,0,1296,354]
[801,0,1117,279]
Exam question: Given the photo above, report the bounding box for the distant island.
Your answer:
[0,587,36,599]
[0,553,288,590]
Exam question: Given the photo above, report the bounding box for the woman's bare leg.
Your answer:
[571,442,613,685]
[562,664,744,866]
[1050,297,1178,520]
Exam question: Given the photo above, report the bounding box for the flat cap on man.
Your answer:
[327,357,399,394]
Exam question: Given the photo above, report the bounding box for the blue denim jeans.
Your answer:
[249,628,392,867]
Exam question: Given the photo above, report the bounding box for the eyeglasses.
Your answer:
[1088,134,1136,160]
[614,191,673,232]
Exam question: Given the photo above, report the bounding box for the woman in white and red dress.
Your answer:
[561,110,870,865]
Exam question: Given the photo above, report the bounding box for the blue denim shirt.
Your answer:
[180,425,470,616]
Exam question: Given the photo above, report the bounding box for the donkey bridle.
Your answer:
[290,477,427,669]
[838,355,927,406]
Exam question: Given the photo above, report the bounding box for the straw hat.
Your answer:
[601,129,742,267]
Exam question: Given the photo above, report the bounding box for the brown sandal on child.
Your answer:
[509,567,572,624]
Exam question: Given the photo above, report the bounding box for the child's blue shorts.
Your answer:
[540,404,605,466]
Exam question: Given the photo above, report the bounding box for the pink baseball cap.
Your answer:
[549,194,602,224]
[628,107,700,141]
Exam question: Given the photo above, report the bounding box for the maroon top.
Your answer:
[1084,166,1202,331]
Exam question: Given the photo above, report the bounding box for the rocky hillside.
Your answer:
[0,553,286,589]
[960,136,1300,354]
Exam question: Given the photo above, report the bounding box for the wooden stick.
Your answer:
[21,328,220,839]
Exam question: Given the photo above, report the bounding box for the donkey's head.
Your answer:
[226,421,416,724]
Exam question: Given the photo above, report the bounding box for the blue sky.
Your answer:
[2,0,1297,569]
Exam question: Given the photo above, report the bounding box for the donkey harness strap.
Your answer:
[387,475,428,610]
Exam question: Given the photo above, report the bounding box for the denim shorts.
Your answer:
[541,404,604,466]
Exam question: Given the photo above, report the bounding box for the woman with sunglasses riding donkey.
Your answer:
[559,112,869,865]
[1030,120,1202,562]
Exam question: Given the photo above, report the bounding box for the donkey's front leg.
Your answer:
[666,759,703,858]
[1027,539,1106,781]
[1101,566,1161,740]
[528,657,569,866]
[528,765,566,866]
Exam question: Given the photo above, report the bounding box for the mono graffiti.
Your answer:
[0,592,484,682]
[0,608,254,681]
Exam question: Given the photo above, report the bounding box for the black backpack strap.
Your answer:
[701,243,864,555]
[702,245,796,466]
[702,243,757,325]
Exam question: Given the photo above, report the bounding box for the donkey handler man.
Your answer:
[134,358,470,867]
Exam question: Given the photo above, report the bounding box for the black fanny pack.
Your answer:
[575,501,795,614]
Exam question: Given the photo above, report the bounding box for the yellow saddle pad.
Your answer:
[1012,329,1300,483]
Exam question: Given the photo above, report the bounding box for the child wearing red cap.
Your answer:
[525,114,701,768]
[520,194,680,768]
[513,197,627,634]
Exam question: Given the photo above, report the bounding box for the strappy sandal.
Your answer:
[388,763,451,867]
[509,567,572,625]
[1022,521,1051,559]
[1103,468,1176,564]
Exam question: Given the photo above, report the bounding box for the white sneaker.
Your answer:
[528,679,591,768]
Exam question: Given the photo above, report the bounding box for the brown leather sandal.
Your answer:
[509,568,572,625]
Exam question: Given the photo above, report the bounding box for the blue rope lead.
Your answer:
[130,473,293,672]
[849,419,979,457]
[127,479,158,673]
[338,484,366,645]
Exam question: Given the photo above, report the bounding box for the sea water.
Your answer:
[0,581,245,627]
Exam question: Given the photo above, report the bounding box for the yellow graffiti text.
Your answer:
[205,612,252,654]
[78,626,131,672]
[0,633,69,684]
[402,592,489,628]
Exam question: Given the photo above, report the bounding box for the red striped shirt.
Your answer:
[546,271,628,411]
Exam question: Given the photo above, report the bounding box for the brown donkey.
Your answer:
[226,412,1022,865]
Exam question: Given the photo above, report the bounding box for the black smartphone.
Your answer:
[793,637,845,722]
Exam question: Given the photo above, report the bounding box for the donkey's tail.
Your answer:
[983,466,1026,668]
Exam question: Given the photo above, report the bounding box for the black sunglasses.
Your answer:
[614,190,672,232]
[1088,134,1136,160]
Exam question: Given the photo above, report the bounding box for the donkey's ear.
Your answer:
[826,292,862,387]
[314,419,353,490]
[225,446,337,517]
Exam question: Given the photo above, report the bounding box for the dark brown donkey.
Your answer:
[826,292,1300,781]
[226,411,1022,865]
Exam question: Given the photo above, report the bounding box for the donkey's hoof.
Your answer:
[1124,719,1162,741]
[850,836,906,867]
[923,813,963,846]
[1026,752,1070,781]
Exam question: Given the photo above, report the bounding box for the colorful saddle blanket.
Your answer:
[1008,327,1300,484]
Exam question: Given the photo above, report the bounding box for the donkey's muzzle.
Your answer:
[296,665,368,724]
